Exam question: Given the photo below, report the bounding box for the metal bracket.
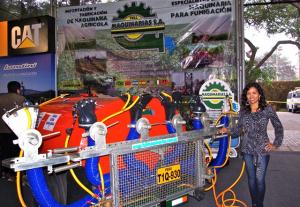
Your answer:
[135,117,151,140]
[200,112,211,129]
[171,114,186,133]
[89,122,108,149]
[2,105,39,139]
[13,129,45,161]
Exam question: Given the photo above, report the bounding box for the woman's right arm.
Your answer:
[228,111,244,137]
[219,111,244,137]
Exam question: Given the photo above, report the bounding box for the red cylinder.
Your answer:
[38,95,172,174]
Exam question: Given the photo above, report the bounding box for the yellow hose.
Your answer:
[161,92,173,102]
[70,169,98,198]
[64,134,98,198]
[97,163,105,197]
[205,113,232,191]
[204,135,231,192]
[63,94,137,199]
[101,96,140,123]
[59,96,99,198]
[214,114,224,126]
[97,96,140,195]
[39,94,69,107]
[62,94,134,198]
[122,93,131,110]
[204,141,213,165]
[24,108,32,128]
[223,111,238,116]
[229,98,234,112]
[16,107,32,207]
[205,106,247,206]
[16,150,26,207]
[16,93,132,204]
[212,162,247,207]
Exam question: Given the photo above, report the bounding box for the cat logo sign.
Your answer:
[11,23,41,49]
[0,15,55,57]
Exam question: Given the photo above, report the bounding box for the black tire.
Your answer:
[23,171,68,206]
[193,187,205,201]
[50,172,68,204]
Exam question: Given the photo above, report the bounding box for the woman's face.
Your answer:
[246,87,260,105]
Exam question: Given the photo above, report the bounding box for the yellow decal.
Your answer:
[0,21,8,56]
[18,37,36,48]
[157,164,181,184]
[11,23,41,49]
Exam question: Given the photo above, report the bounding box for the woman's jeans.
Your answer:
[243,153,270,207]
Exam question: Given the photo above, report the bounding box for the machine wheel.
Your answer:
[21,174,39,207]
[21,171,67,206]
[49,172,68,204]
[193,187,205,201]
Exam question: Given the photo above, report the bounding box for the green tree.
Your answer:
[0,0,113,20]
[0,0,50,21]
[260,50,297,81]
[244,1,300,82]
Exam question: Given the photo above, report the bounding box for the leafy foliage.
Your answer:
[261,80,300,110]
[245,2,299,38]
[261,52,297,81]
[0,0,51,21]
[244,1,300,83]
[245,61,276,83]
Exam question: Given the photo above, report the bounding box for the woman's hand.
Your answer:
[219,127,228,135]
[265,142,277,152]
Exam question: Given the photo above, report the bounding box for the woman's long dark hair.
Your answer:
[241,82,267,112]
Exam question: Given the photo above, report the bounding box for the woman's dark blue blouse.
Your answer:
[230,105,284,155]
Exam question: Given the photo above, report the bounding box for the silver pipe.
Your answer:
[53,162,81,173]
[107,121,119,128]
[42,131,61,140]
[53,147,79,154]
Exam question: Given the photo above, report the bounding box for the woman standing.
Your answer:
[220,82,284,207]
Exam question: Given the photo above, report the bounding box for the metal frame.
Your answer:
[109,129,216,207]
[235,0,245,102]
[2,117,217,207]
[3,128,216,172]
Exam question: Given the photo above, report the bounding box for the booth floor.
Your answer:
[1,151,300,207]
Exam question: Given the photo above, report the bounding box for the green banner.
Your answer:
[57,0,234,95]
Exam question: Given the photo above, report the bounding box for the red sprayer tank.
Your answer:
[37,95,171,174]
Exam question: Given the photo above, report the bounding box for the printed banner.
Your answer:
[57,0,235,95]
[0,15,55,57]
[245,0,297,3]
[0,53,56,103]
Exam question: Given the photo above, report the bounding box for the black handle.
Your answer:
[130,93,152,122]
[74,99,97,128]
[189,95,206,114]
[159,92,176,121]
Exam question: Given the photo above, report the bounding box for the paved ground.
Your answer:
[184,151,300,207]
[1,112,299,206]
[268,112,300,151]
[2,152,299,207]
